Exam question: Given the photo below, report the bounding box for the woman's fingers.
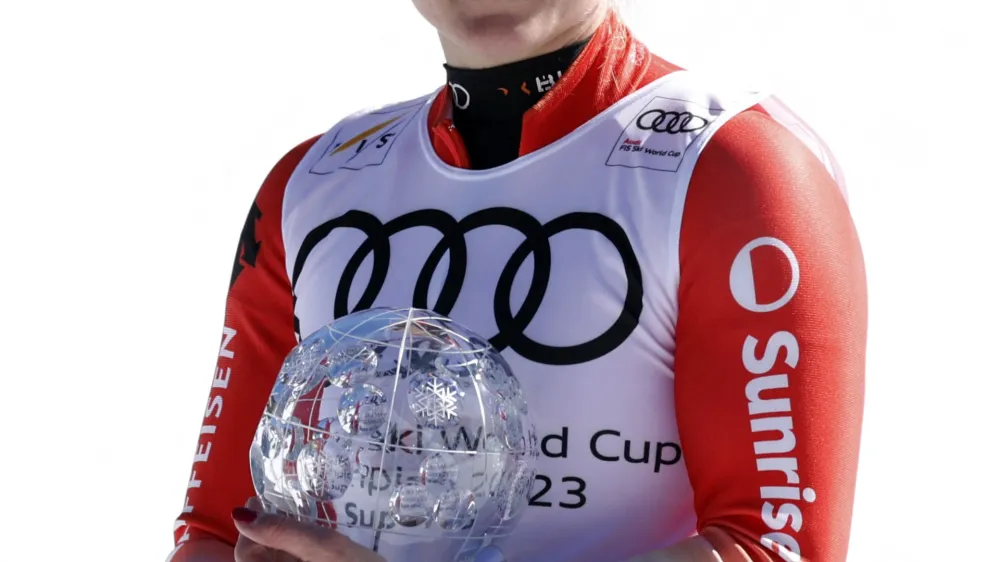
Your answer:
[234,498,303,562]
[232,506,351,561]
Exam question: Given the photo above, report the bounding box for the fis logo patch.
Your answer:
[309,102,422,175]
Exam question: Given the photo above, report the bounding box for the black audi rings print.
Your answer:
[292,208,644,366]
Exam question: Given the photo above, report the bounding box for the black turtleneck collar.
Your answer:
[443,38,591,169]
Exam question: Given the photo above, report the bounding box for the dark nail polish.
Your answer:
[232,507,258,523]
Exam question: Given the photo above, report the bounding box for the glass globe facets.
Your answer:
[325,345,378,388]
[497,400,526,451]
[279,337,328,391]
[433,488,478,530]
[419,452,459,487]
[248,307,538,561]
[337,383,389,435]
[388,482,432,527]
[296,437,354,501]
[499,460,535,521]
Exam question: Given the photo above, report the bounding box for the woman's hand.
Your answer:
[232,500,387,562]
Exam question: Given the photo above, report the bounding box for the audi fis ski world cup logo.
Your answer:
[606,96,719,172]
[291,208,644,367]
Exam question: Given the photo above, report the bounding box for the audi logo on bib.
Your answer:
[292,208,644,366]
[635,110,708,134]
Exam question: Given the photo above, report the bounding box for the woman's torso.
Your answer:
[281,72,766,562]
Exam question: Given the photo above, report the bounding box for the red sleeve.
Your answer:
[172,136,319,548]
[674,109,866,562]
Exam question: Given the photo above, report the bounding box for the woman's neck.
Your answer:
[439,4,608,69]
[443,38,591,170]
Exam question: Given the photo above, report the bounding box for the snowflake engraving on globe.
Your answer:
[249,307,539,561]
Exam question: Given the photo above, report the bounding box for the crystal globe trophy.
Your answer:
[249,307,539,561]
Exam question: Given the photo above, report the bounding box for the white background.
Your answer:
[1,1,997,560]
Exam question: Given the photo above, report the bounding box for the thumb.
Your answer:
[232,506,345,561]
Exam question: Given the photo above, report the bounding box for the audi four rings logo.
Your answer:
[292,208,644,366]
[635,110,708,134]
